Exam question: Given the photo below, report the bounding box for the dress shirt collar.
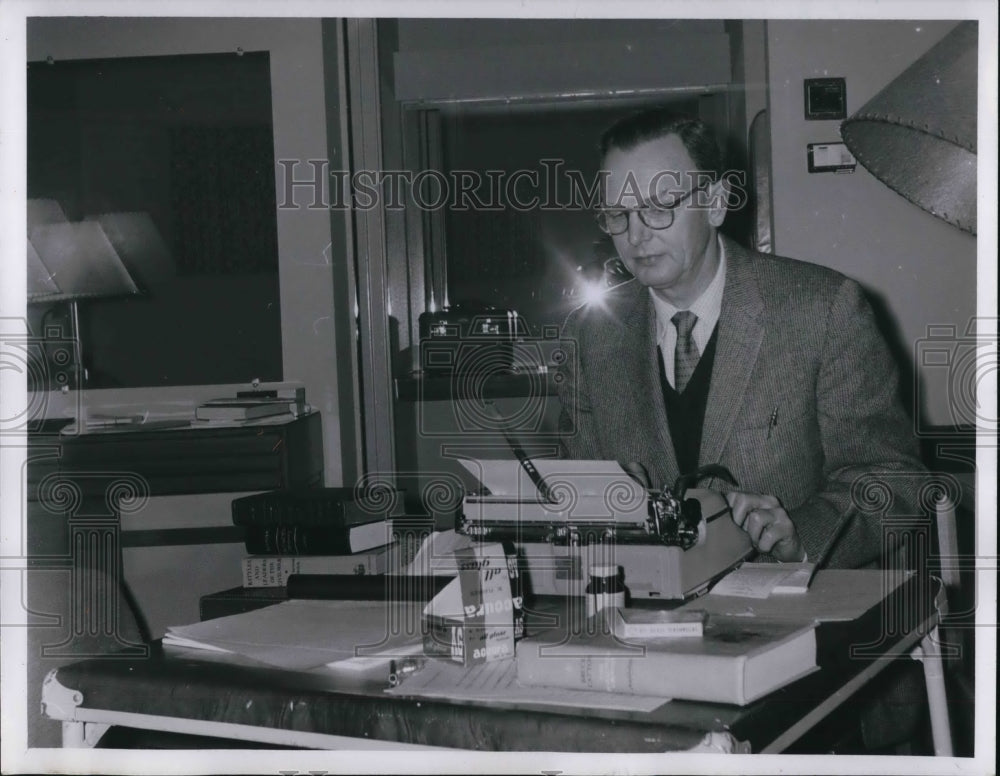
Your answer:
[650,234,727,354]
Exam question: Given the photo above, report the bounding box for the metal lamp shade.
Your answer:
[841,21,977,234]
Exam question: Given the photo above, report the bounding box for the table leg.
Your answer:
[912,626,953,756]
[61,721,85,748]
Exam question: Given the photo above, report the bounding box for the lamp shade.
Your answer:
[841,22,977,234]
[28,222,140,302]
[84,212,174,290]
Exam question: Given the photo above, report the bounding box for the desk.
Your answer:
[41,573,945,753]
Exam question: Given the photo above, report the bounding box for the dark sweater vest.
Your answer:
[657,326,719,477]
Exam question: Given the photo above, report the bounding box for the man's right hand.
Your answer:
[725,491,806,563]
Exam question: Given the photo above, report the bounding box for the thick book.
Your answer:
[231,487,402,527]
[242,519,393,555]
[242,545,391,587]
[515,615,817,706]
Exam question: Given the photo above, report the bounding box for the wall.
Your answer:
[766,20,977,428]
[26,18,353,486]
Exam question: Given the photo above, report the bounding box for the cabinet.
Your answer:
[24,413,326,745]
[56,412,324,495]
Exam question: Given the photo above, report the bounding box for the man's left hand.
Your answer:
[725,491,805,563]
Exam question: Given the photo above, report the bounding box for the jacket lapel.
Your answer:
[700,238,766,468]
[622,286,680,489]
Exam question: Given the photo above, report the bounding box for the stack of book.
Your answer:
[196,385,308,423]
[234,487,403,588]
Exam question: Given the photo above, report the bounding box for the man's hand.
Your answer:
[725,491,805,563]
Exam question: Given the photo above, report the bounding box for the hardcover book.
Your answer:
[195,399,297,422]
[242,519,393,556]
[231,487,402,527]
[515,614,817,706]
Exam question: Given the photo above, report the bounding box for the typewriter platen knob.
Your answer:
[648,488,704,550]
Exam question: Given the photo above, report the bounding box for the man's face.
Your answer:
[602,133,725,306]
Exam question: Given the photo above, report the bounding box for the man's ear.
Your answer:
[706,178,729,228]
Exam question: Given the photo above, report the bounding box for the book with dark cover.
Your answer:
[231,487,402,527]
[515,614,817,706]
[242,519,393,555]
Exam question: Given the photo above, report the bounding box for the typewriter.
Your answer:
[455,458,754,601]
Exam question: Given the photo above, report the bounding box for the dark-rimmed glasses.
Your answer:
[595,186,702,236]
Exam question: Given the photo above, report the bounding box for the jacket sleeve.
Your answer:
[556,307,603,461]
[788,278,927,569]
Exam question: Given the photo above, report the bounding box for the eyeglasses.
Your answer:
[595,186,702,236]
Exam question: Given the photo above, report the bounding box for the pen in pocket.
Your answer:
[767,407,779,439]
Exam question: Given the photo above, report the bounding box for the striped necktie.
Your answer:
[671,310,700,393]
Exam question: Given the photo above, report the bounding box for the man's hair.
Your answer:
[599,108,724,180]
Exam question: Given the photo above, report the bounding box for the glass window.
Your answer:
[27,52,282,389]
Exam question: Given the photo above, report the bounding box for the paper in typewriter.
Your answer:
[458,458,644,501]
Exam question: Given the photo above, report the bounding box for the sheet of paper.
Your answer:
[686,569,912,622]
[531,459,640,498]
[386,656,665,713]
[457,458,527,496]
[163,599,423,671]
[456,457,641,500]
[708,562,807,599]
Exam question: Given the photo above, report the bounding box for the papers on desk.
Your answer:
[385,655,664,713]
[163,599,423,672]
[687,569,913,622]
[709,562,816,598]
[60,413,191,435]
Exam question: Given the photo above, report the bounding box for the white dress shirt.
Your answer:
[650,236,727,389]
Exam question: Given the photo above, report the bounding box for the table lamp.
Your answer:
[27,217,141,395]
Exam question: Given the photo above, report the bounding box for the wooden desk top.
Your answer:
[46,574,935,752]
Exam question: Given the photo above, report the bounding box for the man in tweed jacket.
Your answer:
[558,110,925,569]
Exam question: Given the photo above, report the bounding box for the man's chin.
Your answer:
[631,266,678,290]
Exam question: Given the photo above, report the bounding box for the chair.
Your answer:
[908,476,976,757]
[935,484,976,736]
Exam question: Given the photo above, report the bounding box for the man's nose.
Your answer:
[625,211,651,246]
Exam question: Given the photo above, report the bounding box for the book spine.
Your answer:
[242,550,389,587]
[243,524,351,555]
[232,494,351,527]
[514,647,740,703]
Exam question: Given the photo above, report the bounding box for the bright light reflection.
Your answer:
[580,280,608,306]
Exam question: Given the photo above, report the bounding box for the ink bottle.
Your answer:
[585,564,625,618]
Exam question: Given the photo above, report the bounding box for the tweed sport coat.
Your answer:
[556,237,927,569]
